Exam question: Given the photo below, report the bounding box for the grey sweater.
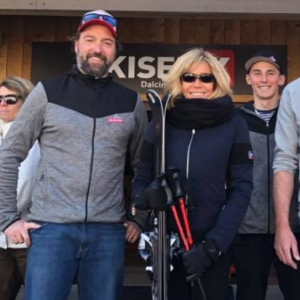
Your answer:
[0,70,147,231]
[274,78,300,176]
[273,78,300,223]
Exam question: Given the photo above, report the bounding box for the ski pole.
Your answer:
[170,205,190,251]
[167,167,207,300]
[197,278,208,300]
[178,198,193,246]
[170,201,208,300]
[167,167,193,246]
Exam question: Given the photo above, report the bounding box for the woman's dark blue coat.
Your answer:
[133,98,253,253]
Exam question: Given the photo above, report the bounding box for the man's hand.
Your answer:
[275,226,300,269]
[273,171,298,269]
[124,221,142,244]
[4,220,41,247]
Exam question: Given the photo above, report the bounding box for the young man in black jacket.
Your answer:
[232,50,300,300]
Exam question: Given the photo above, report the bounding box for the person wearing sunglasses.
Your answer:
[131,48,253,300]
[0,76,40,300]
[0,10,148,300]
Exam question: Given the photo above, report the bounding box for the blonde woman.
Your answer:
[132,48,253,300]
[0,77,40,300]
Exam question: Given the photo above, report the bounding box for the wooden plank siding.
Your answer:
[286,21,300,82]
[1,15,300,102]
[6,17,24,77]
[0,16,8,80]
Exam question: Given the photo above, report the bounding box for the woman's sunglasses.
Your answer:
[181,73,215,83]
[0,94,22,105]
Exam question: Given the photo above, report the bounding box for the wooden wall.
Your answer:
[0,15,300,101]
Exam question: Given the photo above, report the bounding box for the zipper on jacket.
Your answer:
[185,129,195,205]
[256,117,272,234]
[259,117,272,234]
[84,118,96,222]
[266,121,271,234]
[242,105,275,233]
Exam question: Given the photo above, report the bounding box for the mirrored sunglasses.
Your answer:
[81,13,117,29]
[181,73,215,83]
[0,94,22,105]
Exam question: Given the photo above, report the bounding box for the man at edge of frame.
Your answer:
[233,50,300,300]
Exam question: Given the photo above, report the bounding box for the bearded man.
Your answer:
[0,10,148,300]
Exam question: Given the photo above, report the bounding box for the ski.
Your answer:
[146,89,171,300]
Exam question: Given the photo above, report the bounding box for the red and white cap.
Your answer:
[78,10,117,37]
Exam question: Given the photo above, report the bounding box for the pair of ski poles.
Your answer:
[165,168,207,300]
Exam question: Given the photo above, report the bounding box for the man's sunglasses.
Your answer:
[0,94,22,105]
[81,13,117,29]
[181,73,215,83]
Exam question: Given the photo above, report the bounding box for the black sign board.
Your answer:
[31,43,287,95]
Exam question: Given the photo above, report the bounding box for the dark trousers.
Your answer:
[0,248,27,300]
[169,248,232,300]
[232,233,300,300]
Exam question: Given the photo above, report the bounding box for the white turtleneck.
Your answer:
[0,121,40,249]
[0,121,12,146]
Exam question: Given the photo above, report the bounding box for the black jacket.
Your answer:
[133,98,253,253]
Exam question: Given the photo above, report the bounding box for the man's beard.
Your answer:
[77,52,113,78]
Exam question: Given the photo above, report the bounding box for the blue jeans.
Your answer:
[25,222,126,300]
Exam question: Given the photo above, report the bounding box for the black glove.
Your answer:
[127,207,150,232]
[182,239,221,281]
[133,176,172,211]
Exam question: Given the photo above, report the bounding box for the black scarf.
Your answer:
[166,95,236,130]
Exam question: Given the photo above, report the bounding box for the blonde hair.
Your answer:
[0,76,34,102]
[164,48,232,106]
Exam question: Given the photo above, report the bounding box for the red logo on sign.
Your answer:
[209,50,235,87]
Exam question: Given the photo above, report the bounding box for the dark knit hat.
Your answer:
[245,50,283,74]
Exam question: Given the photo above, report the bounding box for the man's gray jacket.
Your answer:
[238,101,300,234]
[0,67,147,231]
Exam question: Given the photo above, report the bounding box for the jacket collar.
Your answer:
[69,65,113,84]
[241,100,279,113]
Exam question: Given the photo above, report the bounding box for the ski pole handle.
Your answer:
[170,205,189,251]
[179,198,193,245]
